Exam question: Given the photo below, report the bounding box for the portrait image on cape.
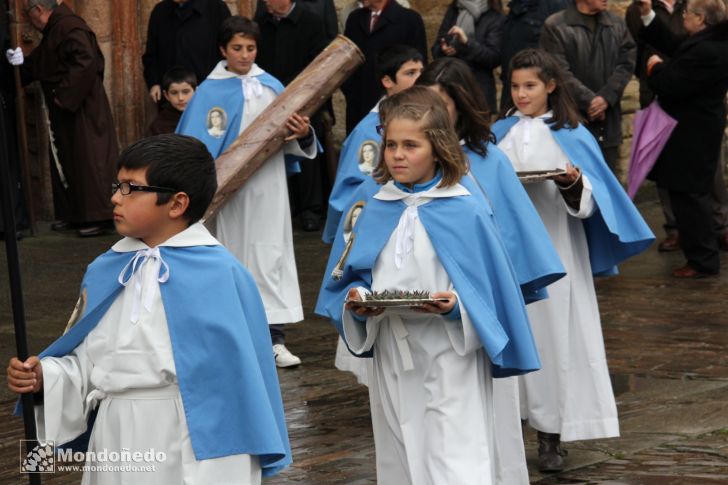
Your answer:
[358,140,380,174]
[206,107,228,138]
[344,200,366,241]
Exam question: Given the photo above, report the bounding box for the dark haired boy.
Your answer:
[323,44,424,242]
[148,67,197,136]
[178,16,317,369]
[7,134,291,482]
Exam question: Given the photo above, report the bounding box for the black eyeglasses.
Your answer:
[112,181,177,196]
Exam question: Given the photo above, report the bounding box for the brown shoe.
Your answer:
[719,233,728,252]
[537,431,567,472]
[658,234,680,252]
[671,264,717,278]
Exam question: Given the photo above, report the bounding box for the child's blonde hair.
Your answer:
[375,86,468,187]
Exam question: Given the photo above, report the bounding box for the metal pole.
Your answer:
[9,0,37,235]
[0,91,41,484]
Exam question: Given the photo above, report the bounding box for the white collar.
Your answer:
[514,109,553,121]
[374,180,470,202]
[207,61,265,80]
[112,223,220,253]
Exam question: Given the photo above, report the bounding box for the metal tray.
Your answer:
[346,298,450,308]
[517,169,567,183]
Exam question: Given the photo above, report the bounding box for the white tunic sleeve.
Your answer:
[443,290,483,357]
[35,338,95,445]
[283,126,318,159]
[341,287,383,354]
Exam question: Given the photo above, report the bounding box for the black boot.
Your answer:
[537,431,567,472]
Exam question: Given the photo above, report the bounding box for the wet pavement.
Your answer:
[1,193,727,484]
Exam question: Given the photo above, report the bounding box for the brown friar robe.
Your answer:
[21,3,118,224]
[147,103,182,136]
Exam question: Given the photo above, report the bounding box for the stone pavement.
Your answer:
[1,193,727,484]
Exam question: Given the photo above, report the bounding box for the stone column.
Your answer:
[110,0,146,146]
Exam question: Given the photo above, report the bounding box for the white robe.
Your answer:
[341,182,496,485]
[207,62,316,325]
[499,112,620,442]
[35,224,261,484]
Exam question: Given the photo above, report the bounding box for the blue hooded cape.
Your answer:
[492,117,655,276]
[316,176,541,378]
[176,72,284,159]
[323,110,380,243]
[16,244,291,477]
[465,143,565,301]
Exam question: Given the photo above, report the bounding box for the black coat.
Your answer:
[256,0,339,42]
[540,7,636,147]
[342,1,427,133]
[432,6,505,112]
[142,0,231,88]
[625,0,686,108]
[644,20,728,193]
[499,0,569,81]
[255,5,328,86]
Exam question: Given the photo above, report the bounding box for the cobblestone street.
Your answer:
[1,195,727,484]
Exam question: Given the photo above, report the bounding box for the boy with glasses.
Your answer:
[7,134,291,483]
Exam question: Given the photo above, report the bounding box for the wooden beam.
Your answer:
[204,35,364,220]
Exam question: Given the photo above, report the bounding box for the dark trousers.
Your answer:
[669,189,720,274]
[659,152,728,237]
[288,114,329,217]
[270,324,285,345]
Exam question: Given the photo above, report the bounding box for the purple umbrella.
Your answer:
[627,100,678,199]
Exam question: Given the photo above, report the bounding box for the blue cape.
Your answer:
[16,245,291,476]
[323,110,380,243]
[176,72,284,159]
[316,176,541,378]
[492,117,655,276]
[465,144,565,301]
[321,140,565,303]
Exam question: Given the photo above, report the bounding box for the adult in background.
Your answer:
[637,0,728,277]
[143,0,230,103]
[9,0,117,237]
[431,0,505,113]
[338,0,410,32]
[499,0,569,107]
[626,0,728,253]
[255,0,328,234]
[540,0,636,171]
[257,0,338,41]
[342,0,427,133]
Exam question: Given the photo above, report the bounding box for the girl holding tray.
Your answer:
[493,49,654,472]
[320,86,541,484]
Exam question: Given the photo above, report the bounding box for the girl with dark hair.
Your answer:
[416,56,565,484]
[498,47,581,129]
[431,0,505,111]
[416,57,564,303]
[492,48,654,472]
